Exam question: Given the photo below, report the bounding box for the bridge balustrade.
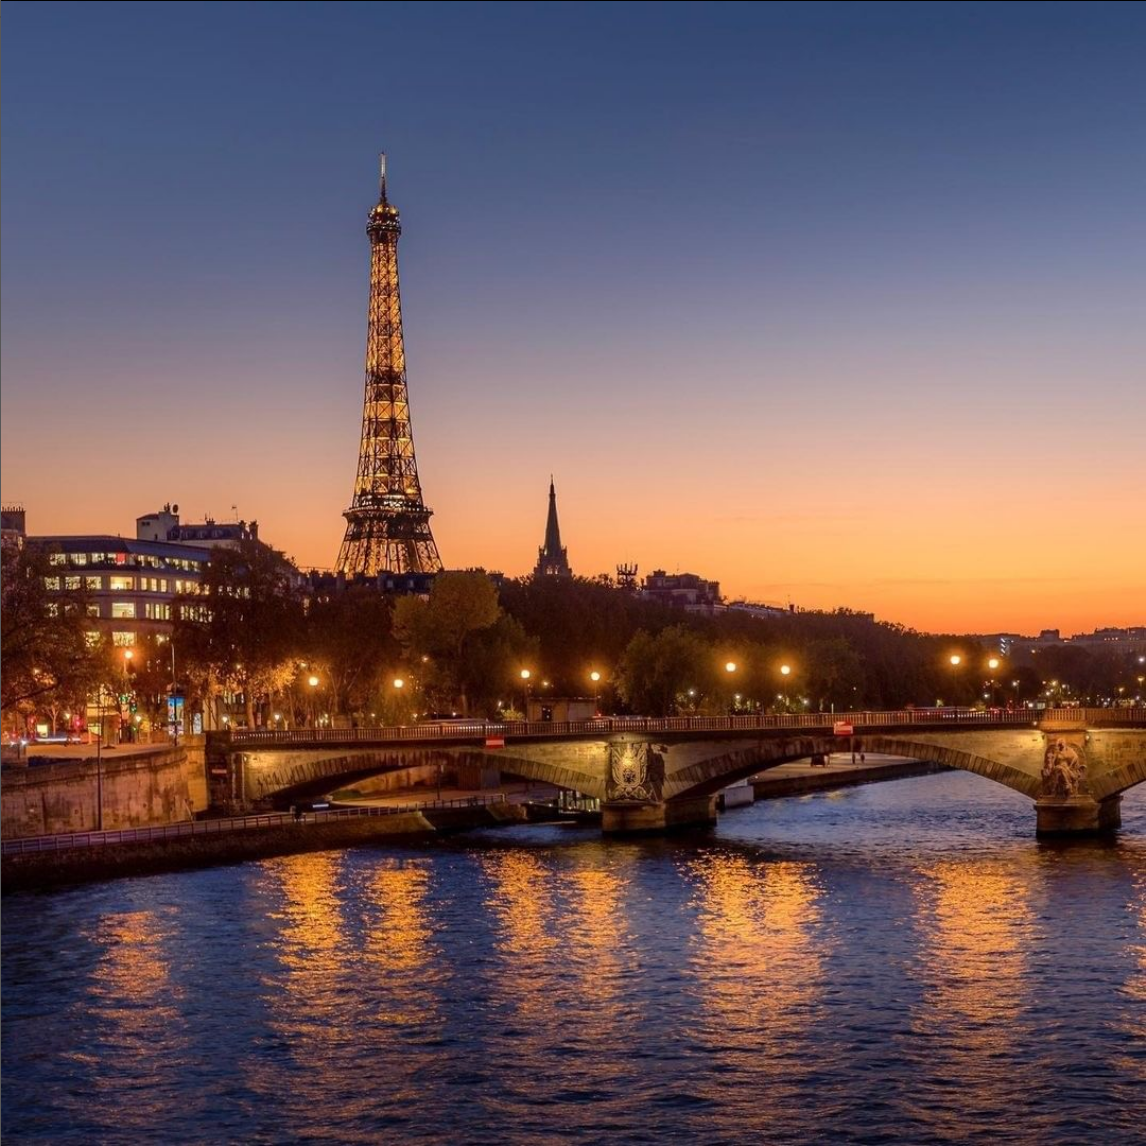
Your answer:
[217,706,1145,749]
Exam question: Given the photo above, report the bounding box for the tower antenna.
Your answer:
[378,152,388,202]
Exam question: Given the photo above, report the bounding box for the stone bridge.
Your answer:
[208,707,1146,836]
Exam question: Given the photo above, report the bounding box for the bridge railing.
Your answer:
[0,793,509,857]
[218,706,1145,748]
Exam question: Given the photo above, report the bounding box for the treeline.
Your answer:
[4,540,1142,733]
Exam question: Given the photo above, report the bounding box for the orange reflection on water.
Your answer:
[1116,861,1146,1082]
[561,853,631,1010]
[88,909,180,1029]
[909,858,1035,1130]
[366,859,434,975]
[267,851,346,973]
[686,848,828,1113]
[913,860,1033,1036]
[479,850,559,1027]
[689,853,826,1029]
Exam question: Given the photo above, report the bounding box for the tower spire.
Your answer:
[336,156,443,577]
[534,478,572,579]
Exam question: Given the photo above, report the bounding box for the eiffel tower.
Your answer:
[336,155,443,576]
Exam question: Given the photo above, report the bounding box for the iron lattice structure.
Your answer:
[336,156,443,576]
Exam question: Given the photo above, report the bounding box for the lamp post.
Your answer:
[170,638,179,746]
[779,663,792,712]
[307,674,319,727]
[520,669,532,721]
[986,657,1001,707]
[589,670,601,716]
[96,684,105,831]
[122,649,134,742]
[724,661,737,716]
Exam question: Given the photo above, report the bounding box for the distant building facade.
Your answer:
[642,570,721,615]
[24,505,283,648]
[534,479,572,578]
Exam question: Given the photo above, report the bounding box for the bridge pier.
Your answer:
[1036,794,1121,836]
[602,795,717,835]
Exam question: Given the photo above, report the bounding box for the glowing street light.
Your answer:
[725,661,737,674]
[780,664,792,677]
[589,670,602,716]
[308,674,319,688]
[949,655,962,666]
[393,678,405,689]
[519,669,533,720]
[988,657,1000,670]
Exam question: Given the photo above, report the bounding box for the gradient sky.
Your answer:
[3,1,1144,635]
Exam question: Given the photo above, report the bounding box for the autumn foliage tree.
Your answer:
[174,541,303,726]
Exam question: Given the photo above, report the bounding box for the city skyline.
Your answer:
[3,2,1143,633]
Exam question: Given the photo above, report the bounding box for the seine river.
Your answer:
[4,772,1144,1144]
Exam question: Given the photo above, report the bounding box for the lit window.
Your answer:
[72,553,88,566]
[65,576,81,590]
[85,632,101,648]
[46,602,60,617]
[112,631,136,646]
[114,552,127,566]
[111,602,136,619]
[109,576,133,591]
[87,604,101,618]
[85,576,102,591]
[43,576,61,590]
[48,552,67,566]
[160,579,168,592]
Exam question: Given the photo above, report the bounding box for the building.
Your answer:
[26,506,283,649]
[642,569,721,615]
[136,503,264,551]
[34,532,209,648]
[526,696,596,722]
[534,478,573,579]
[2,505,26,548]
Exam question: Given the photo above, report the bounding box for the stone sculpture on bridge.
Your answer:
[1040,738,1087,798]
[607,742,665,804]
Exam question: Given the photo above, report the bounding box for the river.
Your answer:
[3,771,1144,1144]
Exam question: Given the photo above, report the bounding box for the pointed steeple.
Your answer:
[534,477,572,578]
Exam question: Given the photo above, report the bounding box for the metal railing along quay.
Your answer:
[221,705,1146,748]
[1,794,508,857]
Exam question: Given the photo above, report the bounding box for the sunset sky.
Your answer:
[3,2,1143,635]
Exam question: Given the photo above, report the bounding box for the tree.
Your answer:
[617,626,713,716]
[1,543,94,716]
[306,587,399,718]
[174,541,303,726]
[392,571,501,714]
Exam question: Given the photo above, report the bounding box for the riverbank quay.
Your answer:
[1,796,527,893]
[749,754,949,800]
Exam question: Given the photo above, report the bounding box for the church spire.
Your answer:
[534,477,572,578]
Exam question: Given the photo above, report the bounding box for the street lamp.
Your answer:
[520,669,532,720]
[589,670,602,716]
[307,674,319,727]
[725,661,737,674]
[122,649,135,742]
[949,654,962,667]
[780,664,791,676]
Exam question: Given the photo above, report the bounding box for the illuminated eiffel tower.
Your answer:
[336,155,443,576]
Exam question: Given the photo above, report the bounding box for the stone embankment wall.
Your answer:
[2,801,532,893]
[1,743,208,839]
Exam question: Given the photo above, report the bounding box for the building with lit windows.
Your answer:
[36,534,208,647]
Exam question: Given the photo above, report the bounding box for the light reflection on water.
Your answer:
[3,772,1145,1144]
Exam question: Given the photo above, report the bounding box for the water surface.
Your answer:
[4,772,1144,1143]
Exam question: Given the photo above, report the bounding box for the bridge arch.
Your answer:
[667,734,1041,804]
